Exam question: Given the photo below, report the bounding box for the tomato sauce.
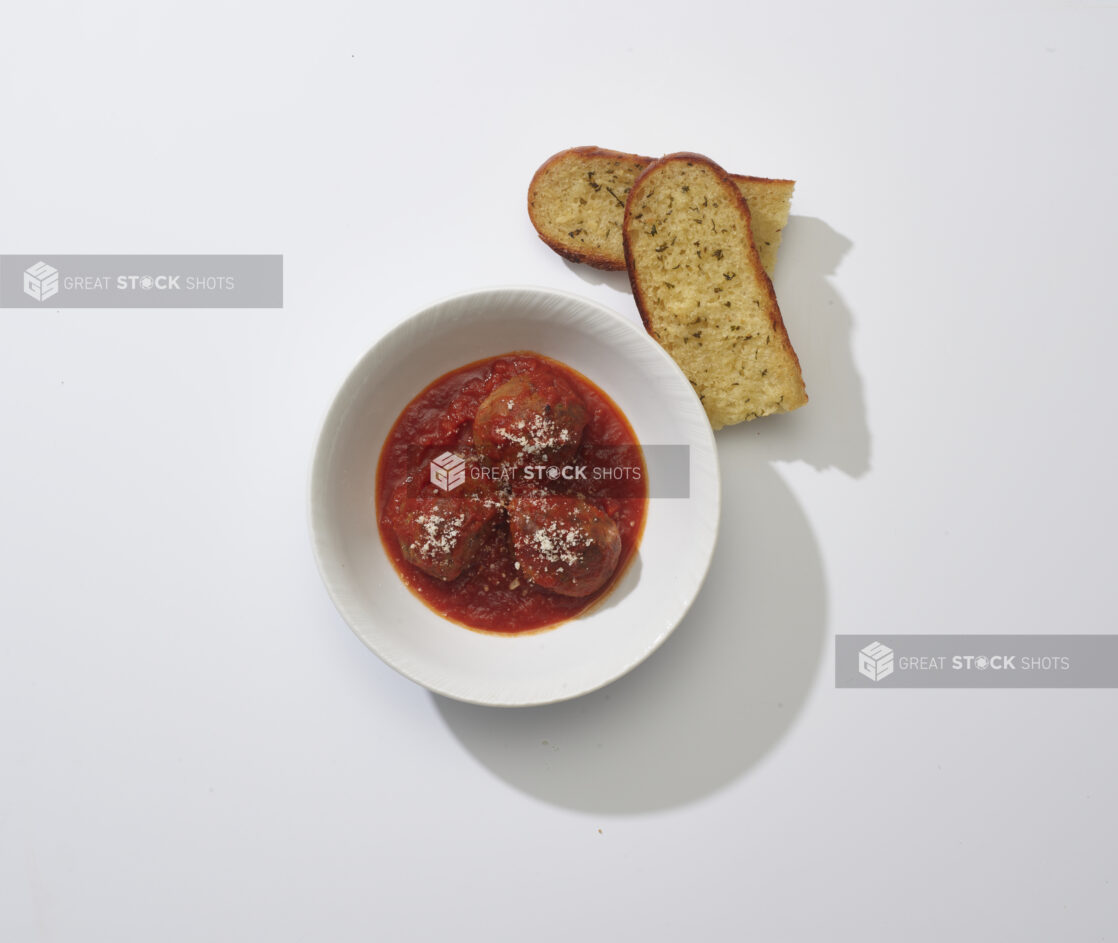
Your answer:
[375,352,647,633]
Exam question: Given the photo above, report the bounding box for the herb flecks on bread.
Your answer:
[528,146,794,277]
[623,152,808,429]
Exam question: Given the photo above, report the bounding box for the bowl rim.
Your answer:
[308,284,721,706]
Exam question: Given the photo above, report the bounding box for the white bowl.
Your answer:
[309,286,720,706]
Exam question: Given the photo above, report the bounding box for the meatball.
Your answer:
[473,372,589,468]
[387,487,502,581]
[509,495,622,597]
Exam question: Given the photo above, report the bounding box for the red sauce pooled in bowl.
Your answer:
[375,352,647,633]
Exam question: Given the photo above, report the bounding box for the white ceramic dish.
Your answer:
[309,286,720,706]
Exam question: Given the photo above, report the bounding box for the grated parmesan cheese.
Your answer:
[410,511,466,561]
[524,515,595,567]
[493,413,573,460]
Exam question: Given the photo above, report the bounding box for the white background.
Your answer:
[2,1,1116,939]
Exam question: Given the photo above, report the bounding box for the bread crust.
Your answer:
[528,146,794,272]
[623,152,806,426]
[527,146,646,270]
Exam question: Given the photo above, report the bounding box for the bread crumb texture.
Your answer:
[624,154,807,429]
[528,148,647,270]
[528,146,794,276]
